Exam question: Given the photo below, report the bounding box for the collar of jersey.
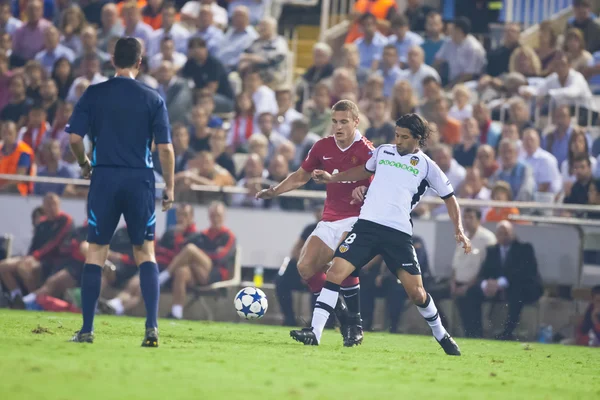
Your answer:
[336,130,362,152]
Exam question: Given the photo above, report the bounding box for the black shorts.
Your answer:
[334,219,421,277]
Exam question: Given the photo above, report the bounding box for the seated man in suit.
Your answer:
[459,220,543,340]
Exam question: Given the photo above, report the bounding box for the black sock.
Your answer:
[80,264,102,333]
[139,261,159,329]
[341,284,361,317]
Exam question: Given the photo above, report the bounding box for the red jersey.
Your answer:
[301,133,374,222]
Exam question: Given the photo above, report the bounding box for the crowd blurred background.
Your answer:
[0,0,599,346]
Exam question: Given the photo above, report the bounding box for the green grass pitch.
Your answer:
[1,310,599,400]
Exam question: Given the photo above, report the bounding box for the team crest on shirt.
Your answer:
[339,243,350,253]
[410,156,419,166]
[351,155,358,164]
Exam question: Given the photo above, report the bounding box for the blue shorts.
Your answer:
[87,167,156,246]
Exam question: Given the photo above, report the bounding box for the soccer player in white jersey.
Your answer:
[291,113,471,355]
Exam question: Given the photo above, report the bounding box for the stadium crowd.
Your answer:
[0,0,599,345]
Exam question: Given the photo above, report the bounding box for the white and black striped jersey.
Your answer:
[360,144,454,236]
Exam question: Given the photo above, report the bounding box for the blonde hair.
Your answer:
[509,46,542,76]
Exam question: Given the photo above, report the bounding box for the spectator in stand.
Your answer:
[141,0,165,30]
[561,128,596,192]
[454,117,479,167]
[58,5,87,56]
[242,66,278,118]
[520,52,596,126]
[0,53,10,111]
[0,120,35,195]
[181,0,227,30]
[389,80,417,121]
[240,17,289,86]
[421,11,445,66]
[147,2,189,57]
[99,204,198,317]
[11,0,52,64]
[452,207,496,315]
[247,133,268,163]
[227,92,255,153]
[376,44,403,99]
[365,98,394,147]
[345,0,397,44]
[35,26,75,75]
[521,127,562,196]
[386,14,423,67]
[459,167,491,206]
[24,61,44,102]
[191,6,223,56]
[51,57,75,101]
[473,102,501,148]
[418,75,450,122]
[507,97,534,135]
[195,92,224,128]
[154,122,194,176]
[160,201,236,320]
[500,123,522,155]
[358,74,384,116]
[433,97,461,145]
[448,84,473,121]
[475,144,499,180]
[47,101,72,155]
[288,118,320,169]
[187,105,211,152]
[564,28,593,72]
[0,1,22,35]
[122,1,153,50]
[216,6,257,73]
[264,154,304,210]
[150,36,187,72]
[73,26,110,72]
[66,54,107,104]
[563,154,596,214]
[1,74,31,125]
[509,46,542,77]
[404,0,433,32]
[98,3,124,52]
[209,127,235,178]
[491,139,536,201]
[18,105,49,154]
[156,60,192,124]
[434,16,486,86]
[275,87,303,139]
[176,151,234,203]
[400,45,440,99]
[354,13,387,71]
[298,42,334,100]
[567,0,600,54]
[0,193,72,308]
[462,220,543,340]
[486,23,521,78]
[303,82,332,137]
[256,112,286,162]
[575,285,600,346]
[34,140,78,196]
[536,21,558,76]
[340,43,369,86]
[39,78,58,125]
[543,105,581,166]
[231,153,267,207]
[227,0,268,25]
[424,144,465,218]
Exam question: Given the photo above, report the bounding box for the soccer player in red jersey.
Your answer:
[256,100,374,346]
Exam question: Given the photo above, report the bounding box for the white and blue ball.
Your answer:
[234,287,268,320]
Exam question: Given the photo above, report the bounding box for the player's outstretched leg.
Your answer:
[340,276,363,347]
[399,270,460,355]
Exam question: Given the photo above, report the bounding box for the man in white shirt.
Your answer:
[243,67,278,118]
[275,87,303,138]
[147,3,190,57]
[520,127,562,195]
[66,55,107,103]
[400,45,441,98]
[181,0,228,30]
[149,37,187,72]
[216,6,258,72]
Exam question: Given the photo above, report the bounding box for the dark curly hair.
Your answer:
[395,113,433,148]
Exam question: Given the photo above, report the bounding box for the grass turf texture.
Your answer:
[1,310,598,400]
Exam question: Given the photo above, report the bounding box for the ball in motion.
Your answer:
[234,287,268,320]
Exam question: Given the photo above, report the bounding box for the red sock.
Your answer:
[305,272,327,293]
[341,276,359,288]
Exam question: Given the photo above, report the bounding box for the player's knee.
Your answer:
[406,285,427,305]
[296,259,314,281]
[173,267,192,283]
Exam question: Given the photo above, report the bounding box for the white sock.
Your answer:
[10,289,22,300]
[171,304,183,319]
[107,298,125,315]
[158,270,171,286]
[417,294,448,341]
[311,285,340,343]
[23,293,37,303]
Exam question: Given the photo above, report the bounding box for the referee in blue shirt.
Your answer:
[67,37,175,347]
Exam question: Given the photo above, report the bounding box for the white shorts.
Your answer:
[308,217,358,251]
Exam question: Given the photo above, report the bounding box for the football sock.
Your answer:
[139,261,159,329]
[10,288,22,300]
[306,272,326,293]
[340,276,361,318]
[80,264,102,334]
[416,293,448,341]
[171,304,183,319]
[23,293,37,303]
[107,298,125,315]
[311,282,340,343]
[158,270,171,286]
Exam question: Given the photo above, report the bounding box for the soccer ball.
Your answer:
[234,287,268,320]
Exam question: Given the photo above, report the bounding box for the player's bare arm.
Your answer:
[445,195,471,254]
[350,185,367,204]
[157,143,175,211]
[312,165,373,184]
[255,167,311,199]
[69,134,91,179]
